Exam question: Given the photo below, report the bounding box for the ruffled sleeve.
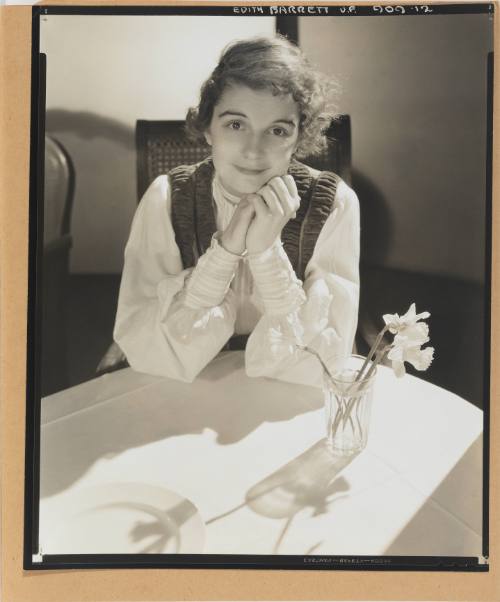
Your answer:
[244,179,360,387]
[113,175,239,382]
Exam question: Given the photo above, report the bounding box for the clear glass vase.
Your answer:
[323,355,377,455]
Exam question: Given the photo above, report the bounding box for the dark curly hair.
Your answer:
[185,35,339,159]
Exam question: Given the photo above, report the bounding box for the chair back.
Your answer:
[135,115,351,201]
[301,115,352,184]
[136,120,210,201]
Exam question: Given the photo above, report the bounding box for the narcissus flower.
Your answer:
[383,303,430,334]
[392,322,429,348]
[356,303,434,381]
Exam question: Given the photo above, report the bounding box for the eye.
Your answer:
[226,120,243,131]
[271,126,290,137]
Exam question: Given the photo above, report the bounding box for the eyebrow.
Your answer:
[217,110,297,128]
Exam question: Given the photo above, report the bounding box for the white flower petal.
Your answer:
[394,323,429,348]
[391,360,406,378]
[416,310,430,320]
[404,303,417,319]
[383,312,401,333]
[383,304,431,338]
[388,345,404,361]
[408,346,434,371]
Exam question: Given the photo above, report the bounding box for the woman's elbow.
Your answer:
[126,352,200,383]
[115,335,199,382]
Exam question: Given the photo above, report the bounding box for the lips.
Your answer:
[233,165,268,176]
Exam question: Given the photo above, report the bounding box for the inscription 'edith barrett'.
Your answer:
[233,6,329,15]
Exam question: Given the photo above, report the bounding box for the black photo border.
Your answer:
[24,2,493,572]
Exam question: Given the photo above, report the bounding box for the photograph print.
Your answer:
[27,3,492,569]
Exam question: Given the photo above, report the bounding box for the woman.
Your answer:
[107,35,360,386]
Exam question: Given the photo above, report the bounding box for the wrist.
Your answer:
[220,229,246,256]
[246,237,280,256]
[184,235,240,309]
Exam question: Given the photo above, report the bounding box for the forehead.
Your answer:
[213,84,299,121]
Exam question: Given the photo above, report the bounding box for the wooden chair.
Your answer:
[41,135,75,395]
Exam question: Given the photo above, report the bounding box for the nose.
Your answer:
[241,132,266,160]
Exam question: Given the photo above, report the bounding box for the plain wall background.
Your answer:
[40,15,276,273]
[301,14,492,283]
[41,14,492,282]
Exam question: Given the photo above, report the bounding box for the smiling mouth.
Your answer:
[233,165,268,176]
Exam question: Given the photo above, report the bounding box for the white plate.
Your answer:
[40,482,205,554]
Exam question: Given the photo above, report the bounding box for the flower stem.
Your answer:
[356,324,389,382]
[364,345,391,381]
[341,345,392,428]
[329,394,345,439]
[296,344,334,379]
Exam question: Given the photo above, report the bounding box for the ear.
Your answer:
[204,131,212,146]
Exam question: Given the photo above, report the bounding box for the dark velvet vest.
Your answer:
[169,158,340,281]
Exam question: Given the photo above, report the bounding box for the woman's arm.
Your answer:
[113,175,243,382]
[245,179,360,387]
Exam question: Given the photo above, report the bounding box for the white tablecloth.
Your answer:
[39,351,483,558]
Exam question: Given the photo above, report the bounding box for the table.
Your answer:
[38,351,484,558]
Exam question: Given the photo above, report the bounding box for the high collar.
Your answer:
[213,173,243,206]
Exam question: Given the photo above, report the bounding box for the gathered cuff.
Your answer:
[184,234,241,309]
[247,241,306,315]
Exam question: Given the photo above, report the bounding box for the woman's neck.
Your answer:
[214,174,242,205]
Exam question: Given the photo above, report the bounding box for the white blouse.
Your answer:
[113,171,360,387]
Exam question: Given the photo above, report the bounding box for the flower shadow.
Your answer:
[49,493,204,555]
[87,498,196,554]
[245,439,354,521]
[206,439,357,554]
[247,440,356,554]
[126,498,200,554]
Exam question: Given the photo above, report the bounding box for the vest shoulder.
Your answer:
[303,164,322,179]
[169,158,213,177]
[168,163,198,180]
[293,160,341,184]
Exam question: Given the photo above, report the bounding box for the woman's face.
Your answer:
[204,84,300,197]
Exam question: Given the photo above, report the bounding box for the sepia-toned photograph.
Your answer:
[28,4,492,568]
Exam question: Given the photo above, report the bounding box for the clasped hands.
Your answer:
[219,175,300,256]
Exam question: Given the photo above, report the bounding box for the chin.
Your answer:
[238,181,263,195]
[229,175,266,196]
[218,167,285,196]
[241,171,283,193]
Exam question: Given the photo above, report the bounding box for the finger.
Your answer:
[271,175,300,213]
[239,203,256,223]
[248,193,271,218]
[259,185,284,217]
[267,176,289,202]
[237,197,256,216]
[267,177,298,216]
[230,200,254,229]
[282,175,300,209]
